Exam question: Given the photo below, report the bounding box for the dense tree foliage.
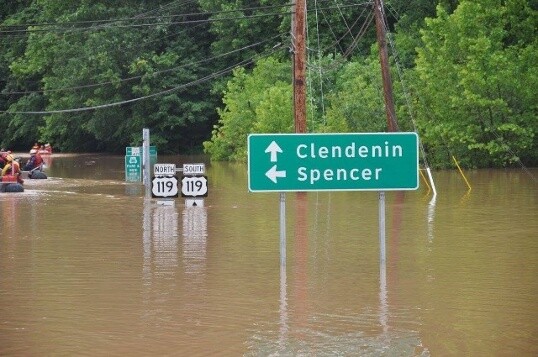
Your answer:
[205,0,537,168]
[1,0,536,168]
[1,0,217,152]
[414,0,537,167]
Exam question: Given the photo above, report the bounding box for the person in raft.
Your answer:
[1,153,24,184]
[23,149,43,171]
[0,153,6,170]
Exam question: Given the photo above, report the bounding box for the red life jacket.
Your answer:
[34,154,44,167]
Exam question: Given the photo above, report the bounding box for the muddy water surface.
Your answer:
[1,154,537,356]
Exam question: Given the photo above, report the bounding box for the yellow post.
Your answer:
[419,169,431,192]
[452,156,472,191]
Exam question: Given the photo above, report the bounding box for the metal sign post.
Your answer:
[247,132,420,270]
[279,192,286,267]
[143,128,151,199]
[379,191,386,264]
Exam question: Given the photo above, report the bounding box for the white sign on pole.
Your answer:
[154,163,176,176]
[185,198,205,207]
[183,163,205,175]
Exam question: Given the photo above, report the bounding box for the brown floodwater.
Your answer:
[1,153,537,356]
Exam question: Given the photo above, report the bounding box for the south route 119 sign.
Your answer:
[247,132,419,192]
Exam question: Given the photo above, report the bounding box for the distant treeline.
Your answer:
[1,0,536,168]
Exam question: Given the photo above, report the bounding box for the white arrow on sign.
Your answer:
[265,165,286,183]
[265,141,283,162]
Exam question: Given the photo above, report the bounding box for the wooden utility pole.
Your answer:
[292,0,307,134]
[373,0,399,132]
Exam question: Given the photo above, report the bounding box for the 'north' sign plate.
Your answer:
[247,133,419,192]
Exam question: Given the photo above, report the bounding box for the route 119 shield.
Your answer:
[151,176,179,198]
[181,176,208,197]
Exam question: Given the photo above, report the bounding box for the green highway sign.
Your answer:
[248,133,419,192]
[125,146,158,182]
[126,146,157,156]
[125,155,142,182]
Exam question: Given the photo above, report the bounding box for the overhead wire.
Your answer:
[1,33,287,96]
[0,44,288,115]
[310,0,327,124]
[0,1,372,116]
[0,2,371,36]
[0,2,284,33]
[303,0,375,131]
[305,0,371,126]
[376,2,430,168]
[305,7,373,73]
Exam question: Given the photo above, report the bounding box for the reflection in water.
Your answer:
[151,204,179,274]
[245,190,432,356]
[1,195,19,237]
[182,205,208,275]
[142,200,209,280]
[279,193,286,267]
[379,260,388,348]
[278,264,288,354]
[142,199,180,334]
[427,195,437,243]
[41,155,53,169]
[293,192,309,343]
[125,183,144,197]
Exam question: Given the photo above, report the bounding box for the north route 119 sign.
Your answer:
[152,163,178,198]
[247,133,419,192]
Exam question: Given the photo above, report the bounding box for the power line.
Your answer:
[0,3,288,31]
[0,2,371,36]
[0,44,287,115]
[1,33,287,96]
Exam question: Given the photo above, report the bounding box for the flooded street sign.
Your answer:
[126,146,157,156]
[151,176,179,198]
[181,176,208,197]
[126,146,141,156]
[125,145,158,183]
[181,163,208,206]
[183,163,205,175]
[184,198,205,207]
[248,133,419,192]
[125,155,141,182]
[152,163,178,198]
[154,163,176,176]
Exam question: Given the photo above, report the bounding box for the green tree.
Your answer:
[203,57,291,161]
[413,0,537,168]
[324,56,386,133]
[1,0,217,152]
